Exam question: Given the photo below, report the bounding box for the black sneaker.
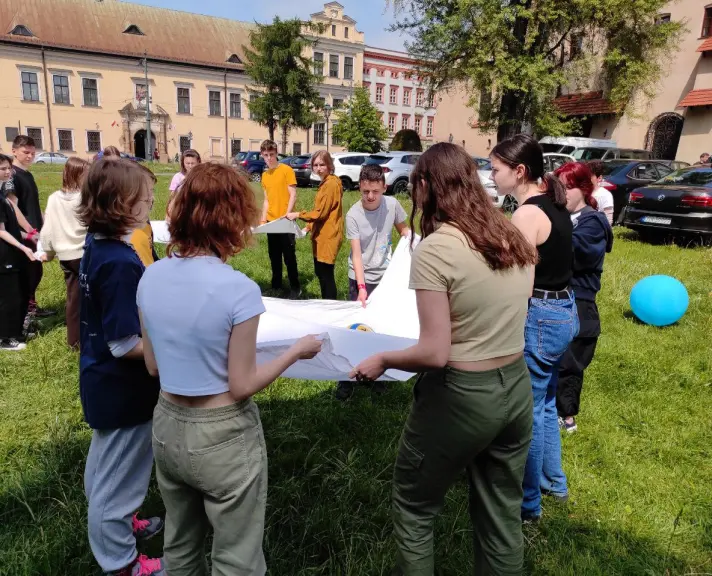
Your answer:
[288,289,302,300]
[335,381,355,401]
[0,338,27,351]
[34,307,56,318]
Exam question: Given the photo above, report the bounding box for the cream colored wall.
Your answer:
[431,83,496,156]
[0,44,330,160]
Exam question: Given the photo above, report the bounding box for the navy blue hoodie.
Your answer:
[570,207,613,302]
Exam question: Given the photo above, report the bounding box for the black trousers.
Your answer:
[22,239,43,302]
[0,270,29,340]
[556,298,601,418]
[60,259,82,349]
[313,259,337,300]
[267,233,300,291]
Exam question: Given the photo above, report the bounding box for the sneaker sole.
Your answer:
[135,519,165,541]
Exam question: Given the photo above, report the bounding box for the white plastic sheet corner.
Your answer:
[151,218,305,244]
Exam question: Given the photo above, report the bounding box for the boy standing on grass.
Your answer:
[335,164,410,401]
[259,139,301,298]
[10,136,54,320]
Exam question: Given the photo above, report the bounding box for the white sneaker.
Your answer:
[0,339,27,351]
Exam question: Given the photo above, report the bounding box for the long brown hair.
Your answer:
[491,134,567,207]
[410,143,537,270]
[62,157,90,191]
[167,163,258,261]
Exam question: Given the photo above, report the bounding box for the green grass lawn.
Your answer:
[1,165,712,575]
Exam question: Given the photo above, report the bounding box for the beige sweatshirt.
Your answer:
[40,190,86,261]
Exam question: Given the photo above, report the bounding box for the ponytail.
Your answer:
[542,172,567,207]
[587,194,598,211]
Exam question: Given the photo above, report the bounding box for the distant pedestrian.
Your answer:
[586,161,614,226]
[167,149,201,219]
[697,152,710,165]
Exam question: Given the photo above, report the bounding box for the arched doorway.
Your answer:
[133,129,156,160]
[644,113,684,160]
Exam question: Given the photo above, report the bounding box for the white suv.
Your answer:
[310,152,370,190]
[363,152,421,195]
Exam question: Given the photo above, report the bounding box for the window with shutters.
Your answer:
[27,128,43,150]
[58,130,74,151]
[53,75,70,104]
[22,72,40,102]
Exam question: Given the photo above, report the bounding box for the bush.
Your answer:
[389,129,422,152]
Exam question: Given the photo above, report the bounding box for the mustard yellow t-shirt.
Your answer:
[129,223,156,268]
[262,163,297,222]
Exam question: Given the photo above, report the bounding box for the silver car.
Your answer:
[364,152,421,195]
[33,152,69,164]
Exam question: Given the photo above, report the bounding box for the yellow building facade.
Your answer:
[0,0,363,160]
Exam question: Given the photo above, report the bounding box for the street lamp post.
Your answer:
[324,104,332,152]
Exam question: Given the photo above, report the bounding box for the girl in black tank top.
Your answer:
[489,134,579,522]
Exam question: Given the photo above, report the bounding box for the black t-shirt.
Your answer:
[0,191,26,274]
[12,166,43,230]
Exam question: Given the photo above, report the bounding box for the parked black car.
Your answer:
[285,154,313,187]
[623,166,712,239]
[233,151,265,182]
[599,160,689,223]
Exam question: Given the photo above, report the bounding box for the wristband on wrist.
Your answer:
[27,229,38,240]
[358,283,367,290]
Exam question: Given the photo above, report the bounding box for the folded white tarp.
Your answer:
[151,218,305,245]
[149,220,420,381]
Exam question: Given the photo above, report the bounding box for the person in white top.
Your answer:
[166,149,200,219]
[39,157,89,348]
[587,161,614,226]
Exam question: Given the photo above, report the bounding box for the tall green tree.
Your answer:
[243,17,324,149]
[332,87,389,153]
[391,0,683,140]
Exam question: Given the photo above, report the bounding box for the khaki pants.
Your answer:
[392,357,533,576]
[152,395,268,576]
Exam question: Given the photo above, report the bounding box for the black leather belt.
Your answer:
[532,288,572,300]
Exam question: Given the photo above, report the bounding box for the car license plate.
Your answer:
[641,216,671,225]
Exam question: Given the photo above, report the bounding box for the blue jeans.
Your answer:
[521,296,579,518]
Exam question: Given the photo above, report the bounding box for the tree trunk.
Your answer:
[281,124,289,154]
[497,90,525,142]
[268,119,276,141]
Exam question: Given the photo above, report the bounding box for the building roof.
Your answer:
[0,0,253,70]
[678,88,712,108]
[553,91,615,116]
[697,37,712,52]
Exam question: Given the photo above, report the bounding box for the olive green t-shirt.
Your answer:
[409,224,532,362]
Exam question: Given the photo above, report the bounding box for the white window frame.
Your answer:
[344,56,354,80]
[207,88,223,117]
[390,87,398,105]
[133,80,149,108]
[209,137,224,157]
[175,84,192,115]
[85,129,102,153]
[329,54,340,79]
[51,73,72,105]
[228,91,242,119]
[25,126,45,150]
[414,117,422,134]
[230,138,242,156]
[79,73,102,107]
[56,128,75,152]
[375,86,383,102]
[18,66,43,103]
[388,115,396,134]
[426,117,434,137]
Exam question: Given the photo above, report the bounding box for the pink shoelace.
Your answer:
[133,554,162,575]
[132,514,150,533]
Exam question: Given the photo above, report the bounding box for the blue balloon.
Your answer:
[630,275,689,327]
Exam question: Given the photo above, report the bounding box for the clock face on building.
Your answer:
[331,9,338,17]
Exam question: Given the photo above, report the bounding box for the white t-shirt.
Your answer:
[593,186,614,213]
[169,172,185,192]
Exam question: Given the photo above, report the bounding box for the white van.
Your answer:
[539,136,618,160]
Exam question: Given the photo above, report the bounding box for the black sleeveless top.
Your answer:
[523,194,573,291]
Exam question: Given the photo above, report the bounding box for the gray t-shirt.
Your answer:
[346,196,407,283]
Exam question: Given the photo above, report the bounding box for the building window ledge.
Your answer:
[208,114,224,118]
[176,112,193,116]
[22,100,43,104]
[53,103,74,107]
[82,105,101,109]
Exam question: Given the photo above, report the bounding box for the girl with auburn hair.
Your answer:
[167,149,201,219]
[77,157,164,576]
[39,157,90,348]
[286,150,343,299]
[352,143,537,574]
[137,163,322,575]
[554,162,612,434]
[490,134,578,523]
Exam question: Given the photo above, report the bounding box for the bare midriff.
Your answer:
[162,390,240,409]
[448,351,523,372]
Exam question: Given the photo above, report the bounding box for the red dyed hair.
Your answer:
[554,162,598,210]
[167,163,258,261]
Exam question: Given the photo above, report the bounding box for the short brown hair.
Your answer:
[167,163,258,261]
[62,157,90,191]
[359,164,385,183]
[137,162,158,184]
[180,149,201,174]
[0,153,12,167]
[587,160,604,177]
[12,135,35,149]
[78,158,150,236]
[102,146,121,158]
[260,139,278,153]
[311,150,334,174]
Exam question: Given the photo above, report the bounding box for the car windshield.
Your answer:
[235,152,248,161]
[571,148,607,160]
[365,155,391,165]
[656,168,712,187]
[601,161,630,176]
[472,157,491,169]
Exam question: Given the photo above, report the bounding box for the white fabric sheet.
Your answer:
[150,218,305,245]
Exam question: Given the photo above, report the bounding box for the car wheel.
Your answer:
[393,179,408,195]
[250,172,262,183]
[340,176,352,190]
[502,194,518,213]
[36,161,45,164]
